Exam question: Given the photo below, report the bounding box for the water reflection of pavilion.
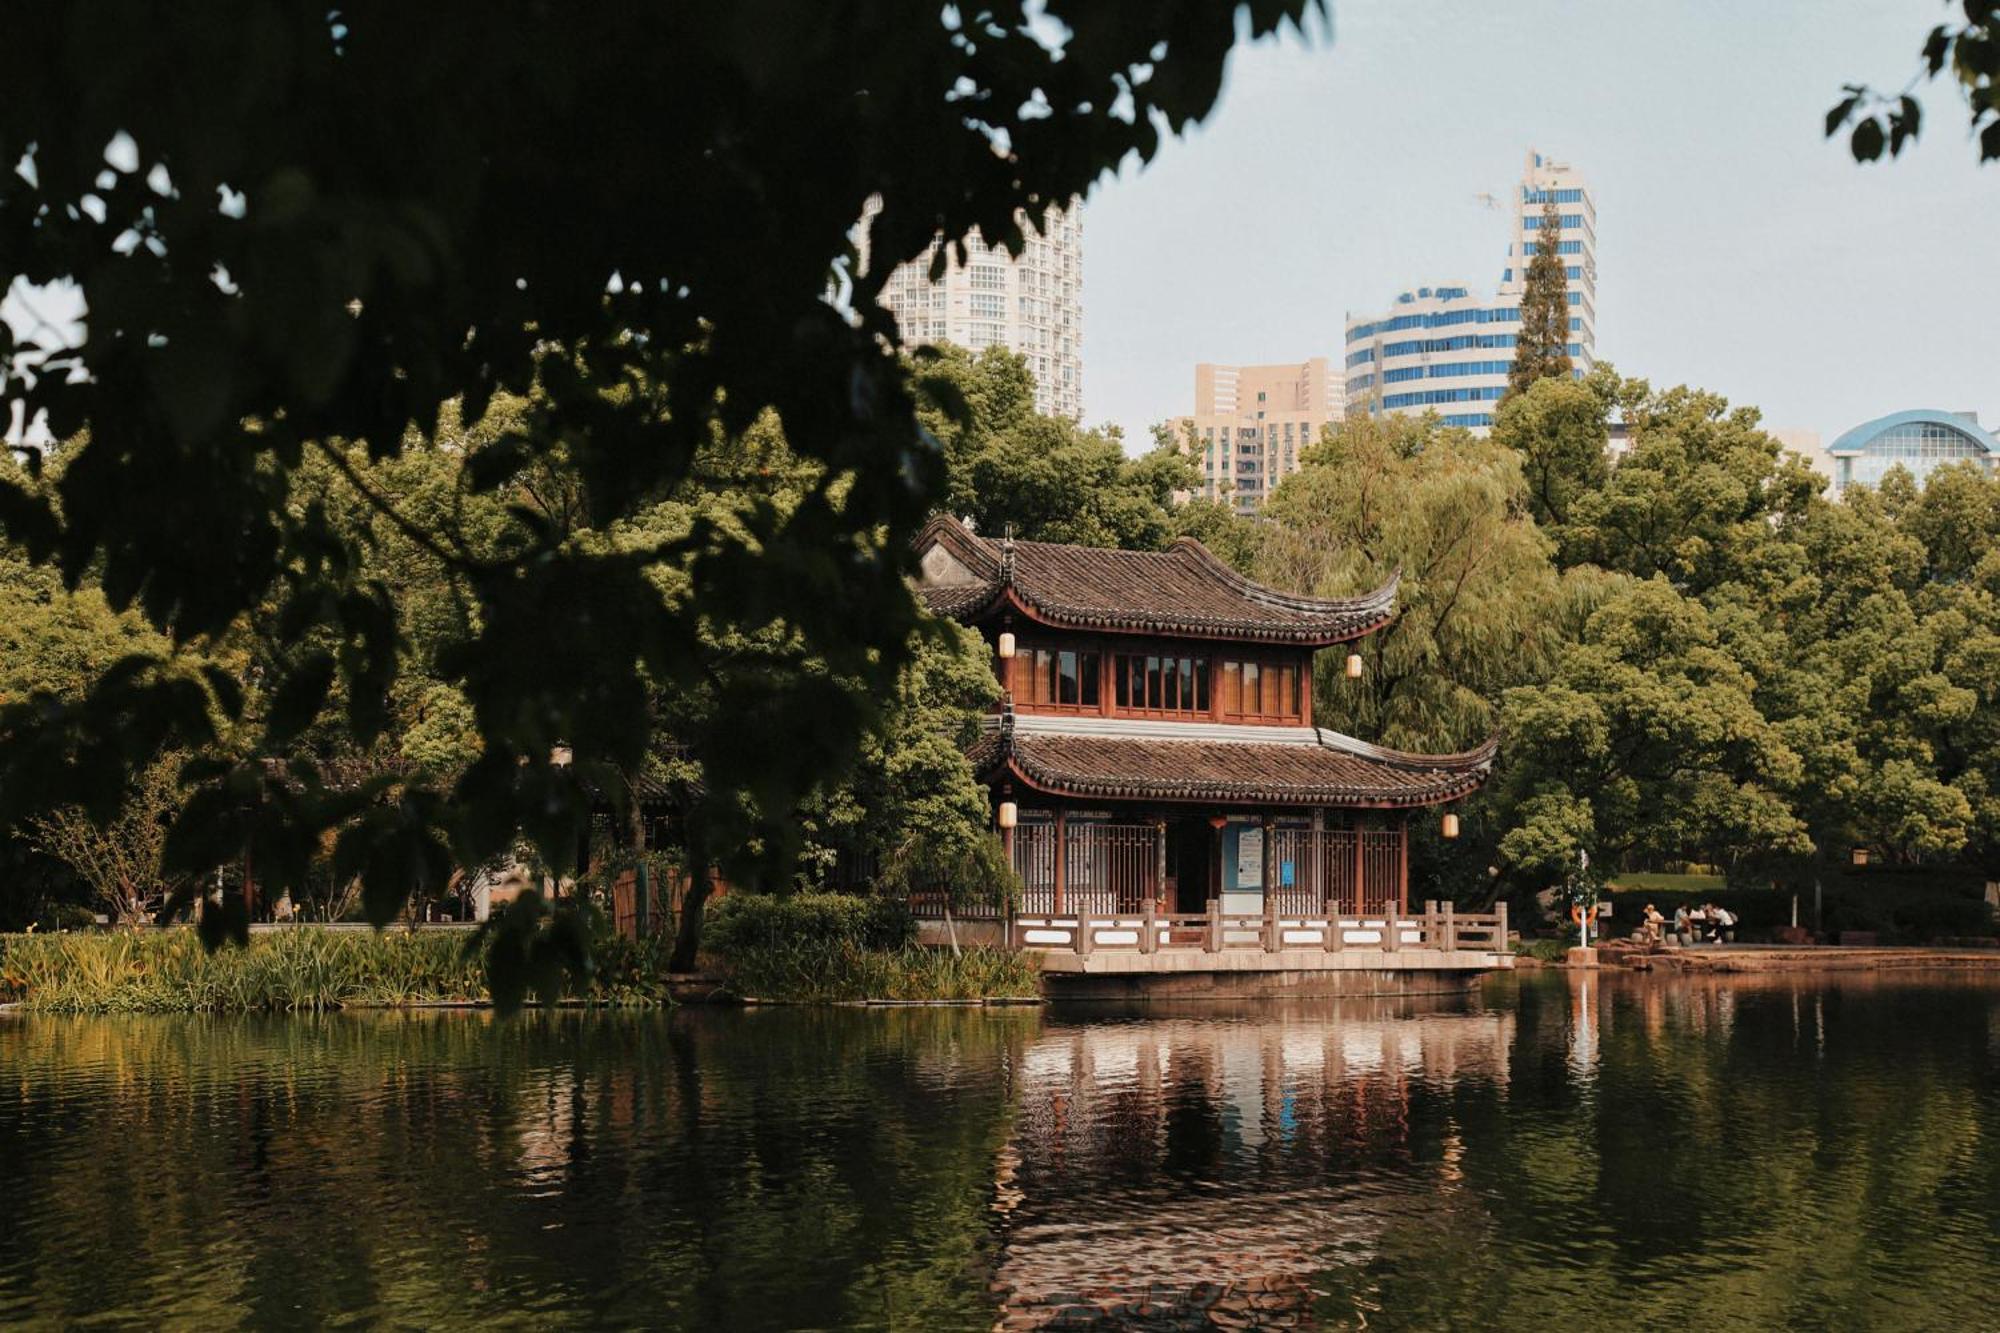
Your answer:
[990,1002,1515,1329]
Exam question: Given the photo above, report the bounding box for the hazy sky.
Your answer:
[1081,0,2000,447]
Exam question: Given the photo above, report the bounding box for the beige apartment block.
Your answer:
[1177,358,1343,512]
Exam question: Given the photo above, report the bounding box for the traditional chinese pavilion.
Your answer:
[914,516,1498,937]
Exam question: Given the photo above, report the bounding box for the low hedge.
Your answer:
[704,891,916,956]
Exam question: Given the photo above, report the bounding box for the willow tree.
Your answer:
[1506,197,1573,399]
[1258,414,1562,755]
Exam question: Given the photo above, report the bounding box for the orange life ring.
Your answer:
[1569,904,1585,924]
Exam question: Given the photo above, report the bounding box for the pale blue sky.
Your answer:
[1082,0,2000,446]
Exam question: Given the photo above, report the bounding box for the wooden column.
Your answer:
[1053,809,1067,915]
[1352,814,1366,916]
[1398,813,1410,914]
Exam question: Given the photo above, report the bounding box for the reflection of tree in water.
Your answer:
[5,977,1999,1330]
[0,1008,1037,1331]
[1320,972,2000,1330]
[990,999,1517,1329]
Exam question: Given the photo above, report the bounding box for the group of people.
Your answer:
[1638,901,1737,947]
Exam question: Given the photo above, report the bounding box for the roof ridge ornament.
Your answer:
[1000,524,1016,585]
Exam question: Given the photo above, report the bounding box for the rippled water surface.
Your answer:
[4,972,1998,1330]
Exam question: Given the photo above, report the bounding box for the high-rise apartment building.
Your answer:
[869,205,1084,421]
[1176,359,1343,512]
[1344,150,1596,433]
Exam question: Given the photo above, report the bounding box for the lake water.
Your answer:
[3,972,1997,1330]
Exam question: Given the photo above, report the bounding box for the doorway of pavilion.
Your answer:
[1166,816,1214,914]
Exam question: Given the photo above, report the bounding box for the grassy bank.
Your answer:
[0,928,674,1013]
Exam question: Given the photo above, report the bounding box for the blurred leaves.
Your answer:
[1829,6,1998,162]
[0,3,1311,976]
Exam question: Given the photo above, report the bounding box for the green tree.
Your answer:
[1490,363,1614,541]
[1505,197,1573,398]
[0,6,1312,995]
[799,618,1008,910]
[1498,577,1812,883]
[29,756,187,924]
[919,345,1195,549]
[1563,376,1821,595]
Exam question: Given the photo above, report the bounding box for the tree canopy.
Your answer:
[0,4,1322,976]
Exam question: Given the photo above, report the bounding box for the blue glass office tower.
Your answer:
[1344,150,1597,433]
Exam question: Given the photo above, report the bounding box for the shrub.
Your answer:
[704,891,916,957]
[719,941,1040,1003]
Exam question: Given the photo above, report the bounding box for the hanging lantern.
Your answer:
[997,631,1017,659]
[997,801,1018,830]
[1441,812,1461,840]
[1851,846,1868,867]
[1345,652,1364,679]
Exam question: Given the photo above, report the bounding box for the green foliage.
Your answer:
[0,922,681,1013]
[1560,376,1821,594]
[717,943,1041,1004]
[1491,365,1614,539]
[797,618,1012,909]
[0,928,483,1013]
[919,344,1196,549]
[1501,577,1812,877]
[705,892,918,957]
[1261,412,1563,752]
[1506,197,1573,397]
[701,891,1035,1002]
[0,4,1311,1009]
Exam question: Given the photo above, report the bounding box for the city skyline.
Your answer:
[1084,0,2000,452]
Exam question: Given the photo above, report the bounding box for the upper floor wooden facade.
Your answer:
[912,514,1398,731]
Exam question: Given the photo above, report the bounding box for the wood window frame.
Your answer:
[1005,633,1315,727]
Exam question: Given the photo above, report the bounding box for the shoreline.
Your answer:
[1533,945,2000,973]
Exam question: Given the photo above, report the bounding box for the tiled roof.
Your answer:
[913,515,1396,645]
[969,721,1496,808]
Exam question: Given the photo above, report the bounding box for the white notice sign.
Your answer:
[1236,827,1264,890]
